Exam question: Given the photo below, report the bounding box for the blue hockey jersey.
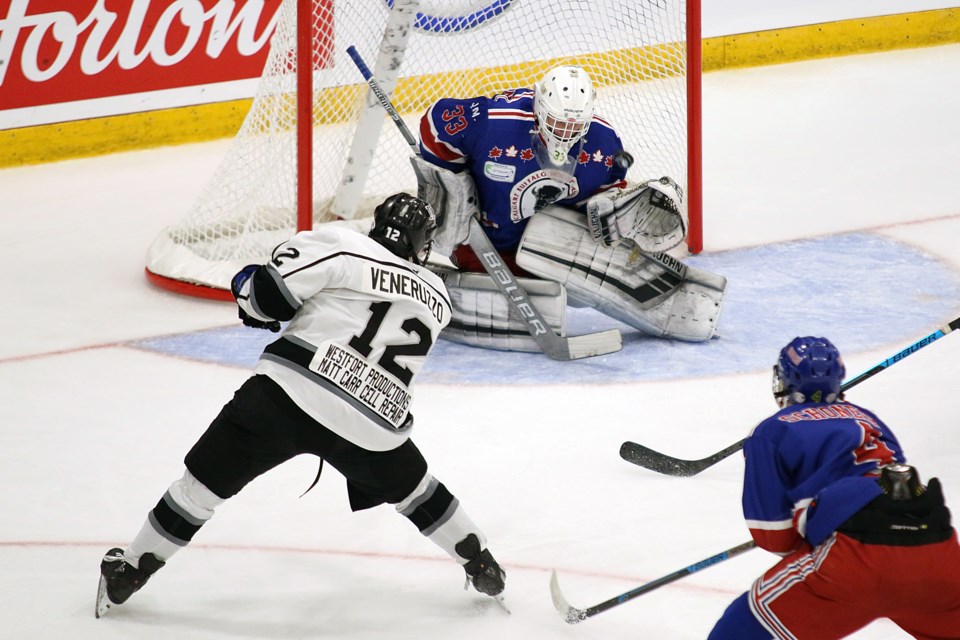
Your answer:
[418,89,628,252]
[742,401,906,555]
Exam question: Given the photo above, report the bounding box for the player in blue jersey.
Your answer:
[418,83,628,259]
[411,66,726,353]
[709,337,960,639]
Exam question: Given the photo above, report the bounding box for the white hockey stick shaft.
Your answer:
[346,46,420,155]
[332,0,420,219]
[346,45,622,360]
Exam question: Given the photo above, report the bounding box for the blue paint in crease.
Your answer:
[132,233,960,385]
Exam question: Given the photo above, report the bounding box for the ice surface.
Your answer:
[2,44,959,640]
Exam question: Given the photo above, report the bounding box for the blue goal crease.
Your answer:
[131,232,960,386]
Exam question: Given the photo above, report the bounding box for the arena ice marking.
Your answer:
[132,232,959,385]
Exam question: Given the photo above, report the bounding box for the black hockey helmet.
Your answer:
[369,193,437,264]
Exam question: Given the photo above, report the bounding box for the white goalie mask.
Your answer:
[533,66,596,170]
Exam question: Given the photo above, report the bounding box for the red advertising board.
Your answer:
[0,0,286,110]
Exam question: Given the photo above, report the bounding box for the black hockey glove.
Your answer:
[230,264,260,299]
[231,264,281,332]
[237,307,281,333]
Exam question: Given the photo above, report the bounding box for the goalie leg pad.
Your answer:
[438,271,566,352]
[516,206,726,342]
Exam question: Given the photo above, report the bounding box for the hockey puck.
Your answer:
[612,151,634,170]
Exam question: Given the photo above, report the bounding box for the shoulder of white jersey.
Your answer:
[281,224,385,269]
[332,228,453,310]
[271,223,346,268]
[328,225,405,263]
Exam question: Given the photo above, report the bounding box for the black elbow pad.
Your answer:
[249,267,299,321]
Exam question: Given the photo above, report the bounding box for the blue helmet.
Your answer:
[772,336,846,407]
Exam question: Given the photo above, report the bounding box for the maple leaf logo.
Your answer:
[505,145,518,158]
[489,146,502,159]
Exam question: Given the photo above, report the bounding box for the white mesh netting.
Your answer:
[146,0,690,294]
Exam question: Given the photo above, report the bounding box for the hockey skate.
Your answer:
[95,548,165,618]
[455,534,506,597]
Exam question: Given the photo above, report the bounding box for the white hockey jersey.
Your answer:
[235,225,452,451]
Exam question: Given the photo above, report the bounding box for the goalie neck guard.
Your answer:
[369,193,438,265]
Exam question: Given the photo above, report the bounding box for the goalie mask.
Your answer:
[369,193,438,265]
[533,65,595,171]
[772,336,846,408]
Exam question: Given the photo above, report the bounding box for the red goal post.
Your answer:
[145,0,702,301]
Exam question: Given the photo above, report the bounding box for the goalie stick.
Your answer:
[550,540,757,623]
[621,314,960,476]
[346,45,622,360]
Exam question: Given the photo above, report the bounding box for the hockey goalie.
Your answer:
[412,64,727,352]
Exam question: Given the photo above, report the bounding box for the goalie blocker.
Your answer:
[516,206,726,342]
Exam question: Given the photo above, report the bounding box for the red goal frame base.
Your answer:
[144,268,234,302]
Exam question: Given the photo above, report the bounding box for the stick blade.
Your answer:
[619,441,705,477]
[549,570,587,624]
[547,329,622,361]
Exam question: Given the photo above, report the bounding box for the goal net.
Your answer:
[146,0,700,300]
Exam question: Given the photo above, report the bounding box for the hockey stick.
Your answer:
[550,540,757,623]
[621,314,960,476]
[346,45,622,360]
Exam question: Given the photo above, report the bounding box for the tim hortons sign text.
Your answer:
[0,0,282,110]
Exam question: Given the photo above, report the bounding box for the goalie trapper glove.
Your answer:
[631,177,686,253]
[231,264,281,332]
[585,177,686,252]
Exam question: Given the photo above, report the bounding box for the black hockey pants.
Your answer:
[183,374,429,511]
